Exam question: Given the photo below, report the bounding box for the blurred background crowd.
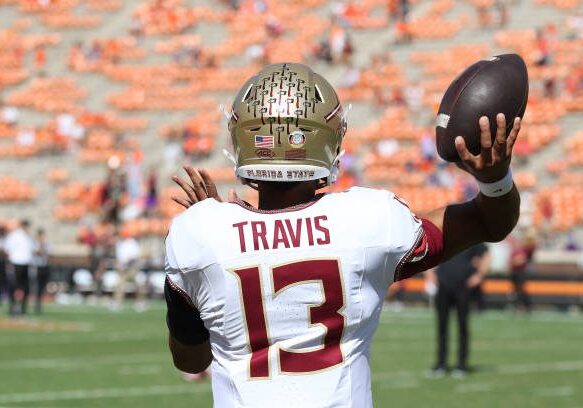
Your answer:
[0,0,582,315]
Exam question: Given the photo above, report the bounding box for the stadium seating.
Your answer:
[0,0,581,247]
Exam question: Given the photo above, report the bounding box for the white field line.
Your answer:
[0,331,160,346]
[0,359,582,403]
[372,339,583,352]
[118,364,161,376]
[497,360,583,375]
[375,378,420,389]
[0,384,211,404]
[455,383,494,393]
[534,386,574,397]
[0,353,169,370]
[368,359,583,383]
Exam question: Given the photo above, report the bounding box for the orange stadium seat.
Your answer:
[0,0,580,248]
[0,176,36,202]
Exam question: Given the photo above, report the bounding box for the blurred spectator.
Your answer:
[461,177,478,201]
[239,0,267,13]
[377,139,399,158]
[34,46,47,73]
[125,148,144,202]
[33,229,50,314]
[427,244,490,378]
[387,0,399,19]
[112,230,146,311]
[420,130,436,162]
[564,232,580,252]
[405,83,424,111]
[496,0,508,28]
[145,168,159,217]
[509,231,537,312]
[434,163,456,188]
[12,43,24,66]
[565,66,583,97]
[0,225,6,306]
[16,128,36,147]
[101,162,126,225]
[86,40,103,62]
[68,42,83,69]
[5,220,35,316]
[543,76,557,99]
[1,104,19,126]
[328,23,352,63]
[399,0,410,20]
[566,13,583,40]
[57,111,85,152]
[538,195,554,247]
[265,14,284,37]
[476,5,492,29]
[391,86,406,106]
[78,222,98,276]
[340,63,361,88]
[92,220,116,296]
[534,28,552,66]
[246,42,269,65]
[394,19,412,44]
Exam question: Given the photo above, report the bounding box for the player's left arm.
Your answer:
[165,277,212,374]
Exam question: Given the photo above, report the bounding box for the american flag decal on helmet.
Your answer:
[255,135,274,148]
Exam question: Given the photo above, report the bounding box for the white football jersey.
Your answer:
[166,187,423,408]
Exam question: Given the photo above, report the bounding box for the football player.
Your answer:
[165,63,521,407]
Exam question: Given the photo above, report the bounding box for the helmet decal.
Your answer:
[288,130,306,148]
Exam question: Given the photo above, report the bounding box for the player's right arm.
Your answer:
[425,114,520,257]
[397,114,521,280]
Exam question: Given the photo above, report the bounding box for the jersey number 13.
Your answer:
[232,259,346,378]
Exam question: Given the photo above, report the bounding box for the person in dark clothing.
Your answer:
[427,243,490,377]
[509,232,536,312]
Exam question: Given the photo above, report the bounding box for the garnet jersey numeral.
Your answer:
[233,259,345,378]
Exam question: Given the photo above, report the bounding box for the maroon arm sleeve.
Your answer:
[394,218,444,282]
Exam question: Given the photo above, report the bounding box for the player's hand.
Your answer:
[171,166,238,209]
[455,113,521,183]
[466,273,482,289]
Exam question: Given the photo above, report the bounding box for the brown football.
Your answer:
[435,53,529,162]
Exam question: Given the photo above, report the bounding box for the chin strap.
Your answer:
[223,148,237,166]
[219,104,233,123]
[342,103,352,123]
[327,150,345,185]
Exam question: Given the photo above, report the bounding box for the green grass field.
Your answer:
[0,302,582,407]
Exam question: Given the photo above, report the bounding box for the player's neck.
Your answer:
[257,181,318,210]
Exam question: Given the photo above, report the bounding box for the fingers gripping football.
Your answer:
[455,114,521,183]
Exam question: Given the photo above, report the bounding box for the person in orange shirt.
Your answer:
[34,46,46,73]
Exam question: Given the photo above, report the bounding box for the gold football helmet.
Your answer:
[226,62,347,186]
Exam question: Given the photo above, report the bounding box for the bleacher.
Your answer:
[0,0,582,259]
